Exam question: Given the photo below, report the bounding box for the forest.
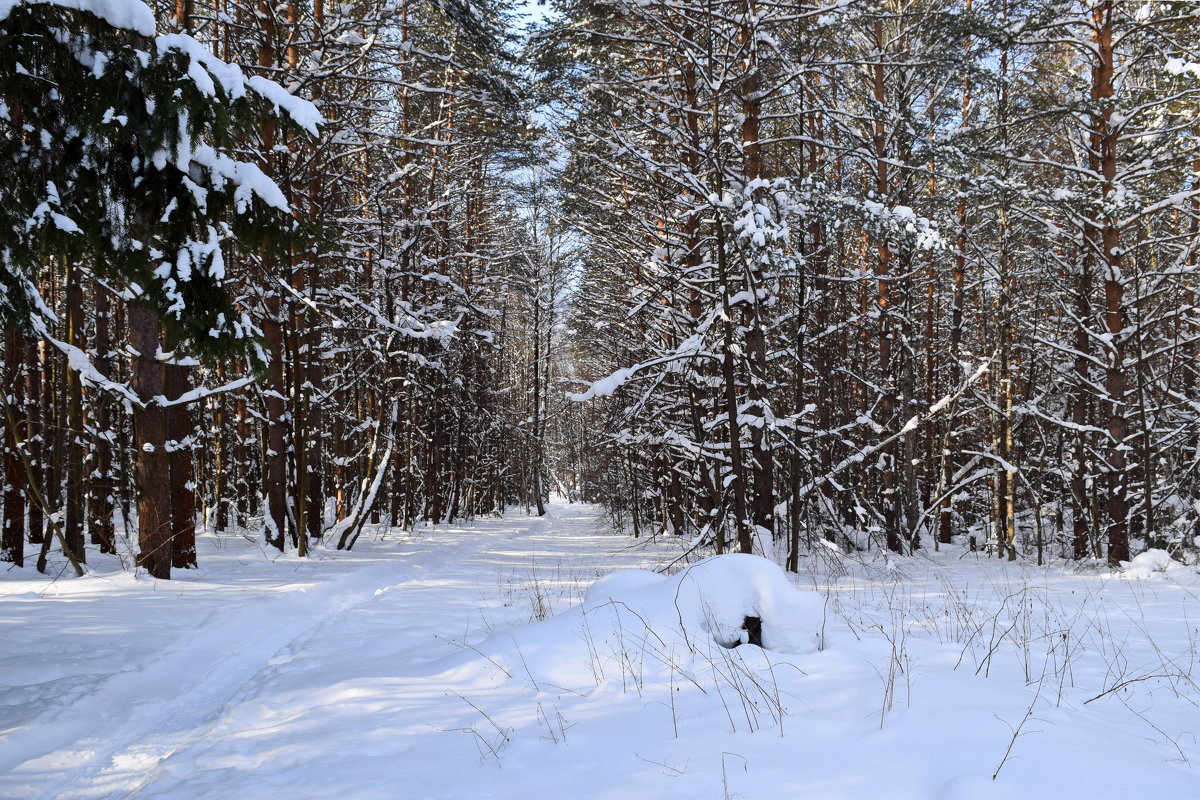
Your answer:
[6,2,1200,796]
[3,0,1200,579]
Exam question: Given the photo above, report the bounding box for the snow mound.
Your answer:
[582,553,825,653]
[1118,548,1178,578]
[475,553,826,691]
[582,568,663,603]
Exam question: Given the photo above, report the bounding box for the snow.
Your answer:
[3,502,1200,799]
[246,76,323,137]
[1,0,156,36]
[29,181,81,234]
[28,316,143,406]
[1117,548,1177,578]
[189,145,288,212]
[568,365,634,401]
[576,553,824,654]
[157,34,251,101]
[2,4,320,139]
[1165,57,1200,79]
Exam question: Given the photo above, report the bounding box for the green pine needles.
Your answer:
[0,0,319,366]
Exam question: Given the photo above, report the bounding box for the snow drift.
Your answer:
[475,553,826,691]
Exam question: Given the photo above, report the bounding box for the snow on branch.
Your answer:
[4,3,322,138]
[155,375,258,407]
[0,0,155,34]
[793,358,992,504]
[245,76,322,137]
[29,316,142,406]
[566,335,708,402]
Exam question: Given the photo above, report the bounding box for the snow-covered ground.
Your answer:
[2,502,1199,799]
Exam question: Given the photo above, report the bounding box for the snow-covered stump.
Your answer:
[581,553,825,654]
[470,553,829,741]
[477,553,828,701]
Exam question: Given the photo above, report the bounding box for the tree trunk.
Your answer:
[262,301,288,551]
[213,390,229,531]
[2,325,26,566]
[165,336,197,568]
[873,18,900,553]
[1093,1,1129,566]
[1070,258,1094,559]
[64,266,86,563]
[258,0,288,552]
[940,16,972,547]
[130,302,171,580]
[90,285,116,553]
[741,0,774,551]
[25,338,44,546]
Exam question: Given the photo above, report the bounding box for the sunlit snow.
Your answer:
[2,502,1199,799]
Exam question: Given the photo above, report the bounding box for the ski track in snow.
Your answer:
[1,506,635,800]
[3,503,1200,799]
[1,562,388,798]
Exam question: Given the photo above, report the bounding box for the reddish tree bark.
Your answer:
[1093,0,1129,566]
[130,302,172,579]
[873,18,901,553]
[165,339,197,568]
[64,267,86,563]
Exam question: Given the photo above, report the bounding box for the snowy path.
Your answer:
[4,503,1200,800]
[1,504,659,800]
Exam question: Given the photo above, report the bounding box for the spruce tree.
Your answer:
[1,0,318,577]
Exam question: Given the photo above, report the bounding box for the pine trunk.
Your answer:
[130,302,171,580]
[2,325,26,566]
[165,341,197,569]
[1094,2,1129,565]
[64,267,86,563]
[90,285,115,553]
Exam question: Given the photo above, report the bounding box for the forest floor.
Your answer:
[2,502,1200,799]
